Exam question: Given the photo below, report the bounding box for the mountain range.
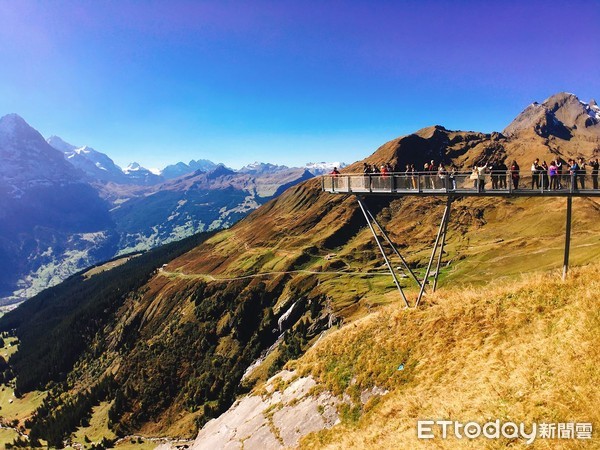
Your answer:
[0,117,325,304]
[0,92,598,448]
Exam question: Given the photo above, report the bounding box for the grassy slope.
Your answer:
[0,338,45,426]
[293,263,600,449]
[0,429,20,448]
[71,401,117,443]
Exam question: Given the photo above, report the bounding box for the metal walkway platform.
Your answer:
[322,172,600,197]
[321,172,600,307]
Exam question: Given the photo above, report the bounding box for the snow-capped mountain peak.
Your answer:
[75,145,93,155]
[124,162,143,173]
[122,162,164,185]
[304,161,347,175]
[47,135,78,153]
[582,99,600,122]
[239,161,289,174]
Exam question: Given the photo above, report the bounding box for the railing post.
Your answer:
[347,175,351,193]
[418,174,422,193]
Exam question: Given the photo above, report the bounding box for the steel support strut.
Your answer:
[356,196,411,308]
[363,208,423,289]
[433,197,452,292]
[416,197,452,307]
[563,196,572,281]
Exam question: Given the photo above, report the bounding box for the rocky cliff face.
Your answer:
[504,92,600,142]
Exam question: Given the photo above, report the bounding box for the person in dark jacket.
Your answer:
[578,157,586,189]
[589,158,599,189]
[531,159,541,189]
[510,160,520,190]
[497,160,508,189]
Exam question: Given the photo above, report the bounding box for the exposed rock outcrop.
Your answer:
[190,371,340,450]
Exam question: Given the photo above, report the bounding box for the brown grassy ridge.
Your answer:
[292,263,600,449]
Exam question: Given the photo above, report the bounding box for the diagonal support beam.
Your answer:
[356,196,411,308]
[363,208,423,290]
[433,197,452,292]
[416,198,452,307]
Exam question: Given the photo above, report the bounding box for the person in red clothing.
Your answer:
[329,166,340,190]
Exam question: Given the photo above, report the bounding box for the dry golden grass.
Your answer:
[294,264,600,449]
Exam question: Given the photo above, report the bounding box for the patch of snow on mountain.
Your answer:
[123,162,143,173]
[304,161,347,175]
[581,100,600,121]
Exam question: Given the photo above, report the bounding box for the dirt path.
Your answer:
[159,268,392,282]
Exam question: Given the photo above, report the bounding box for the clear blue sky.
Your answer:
[1,0,598,170]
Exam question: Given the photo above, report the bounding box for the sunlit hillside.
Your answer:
[294,263,600,449]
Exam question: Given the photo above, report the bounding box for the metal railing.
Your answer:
[322,171,600,195]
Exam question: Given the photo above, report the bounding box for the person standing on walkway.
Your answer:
[556,159,564,189]
[429,160,438,188]
[569,159,580,190]
[477,162,487,192]
[490,160,499,190]
[589,158,599,189]
[449,166,457,190]
[403,164,411,189]
[578,157,586,189]
[531,159,541,189]
[363,162,372,190]
[510,160,520,189]
[497,160,508,189]
[330,166,340,190]
[541,161,549,189]
[438,163,448,189]
[549,161,559,190]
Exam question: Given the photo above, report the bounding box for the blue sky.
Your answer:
[1,0,598,170]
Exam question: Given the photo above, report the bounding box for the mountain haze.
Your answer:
[0,115,118,303]
[1,116,314,303]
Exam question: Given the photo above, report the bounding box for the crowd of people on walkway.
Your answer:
[328,156,600,192]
